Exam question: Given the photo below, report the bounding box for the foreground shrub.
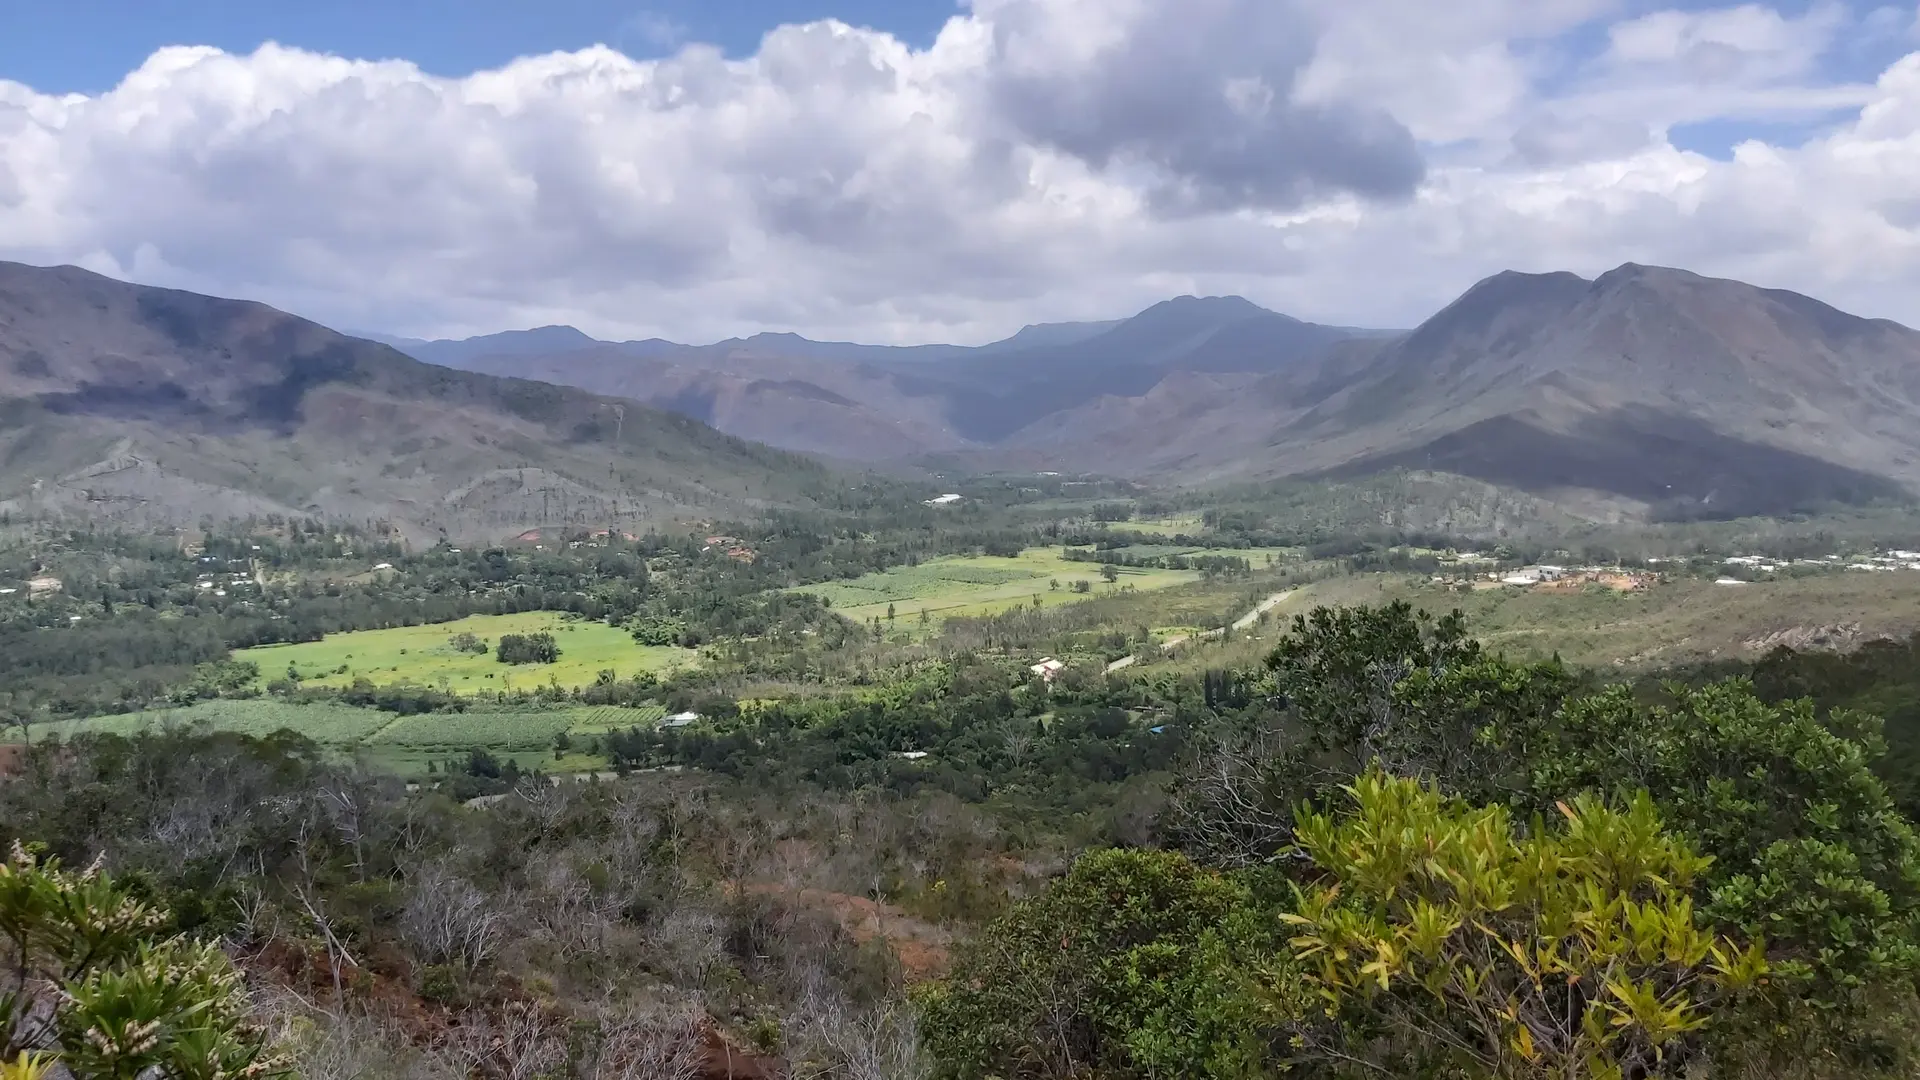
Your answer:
[917,847,1302,1079]
[1284,770,1766,1079]
[0,843,288,1079]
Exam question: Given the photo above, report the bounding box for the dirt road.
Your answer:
[1104,589,1294,673]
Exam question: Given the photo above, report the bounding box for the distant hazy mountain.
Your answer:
[368,325,686,370]
[399,296,1370,460]
[375,317,1130,370]
[0,263,832,540]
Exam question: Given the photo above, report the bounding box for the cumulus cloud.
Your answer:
[969,0,1424,213]
[0,0,1917,342]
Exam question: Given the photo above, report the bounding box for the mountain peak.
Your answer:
[1405,269,1590,348]
[1140,294,1273,319]
[1591,262,1699,292]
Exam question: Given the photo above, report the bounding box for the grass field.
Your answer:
[43,700,395,743]
[241,612,697,692]
[798,548,1201,626]
[48,700,670,777]
[1158,569,1920,672]
[1120,514,1207,536]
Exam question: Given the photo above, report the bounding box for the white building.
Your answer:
[662,711,701,728]
[924,494,964,506]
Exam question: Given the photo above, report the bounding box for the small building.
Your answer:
[662,711,701,728]
[923,494,963,506]
[1029,658,1066,681]
[893,751,930,760]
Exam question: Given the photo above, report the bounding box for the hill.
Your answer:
[0,262,832,540]
[1271,264,1920,517]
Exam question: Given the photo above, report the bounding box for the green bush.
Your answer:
[0,844,289,1078]
[917,848,1302,1079]
[1519,681,1920,1073]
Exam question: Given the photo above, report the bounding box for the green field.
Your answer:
[1119,514,1206,536]
[44,700,395,743]
[49,700,670,777]
[241,612,697,691]
[798,548,1201,625]
[1098,544,1292,565]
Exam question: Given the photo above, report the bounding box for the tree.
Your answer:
[1517,681,1920,1070]
[1169,603,1574,866]
[917,848,1301,1079]
[1099,564,1119,584]
[496,632,559,665]
[0,844,290,1079]
[1283,771,1767,1080]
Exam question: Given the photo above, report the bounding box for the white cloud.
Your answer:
[0,0,1917,343]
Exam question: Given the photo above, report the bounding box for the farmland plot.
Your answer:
[240,612,697,692]
[797,547,1201,625]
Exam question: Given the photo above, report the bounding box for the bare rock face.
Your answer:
[1745,623,1873,653]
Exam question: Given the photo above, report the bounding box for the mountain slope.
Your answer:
[449,345,975,462]
[0,262,832,540]
[1049,264,1920,518]
[917,296,1357,441]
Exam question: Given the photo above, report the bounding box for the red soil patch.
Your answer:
[731,883,953,981]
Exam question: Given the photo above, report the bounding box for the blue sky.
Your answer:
[1,0,1917,341]
[0,0,959,92]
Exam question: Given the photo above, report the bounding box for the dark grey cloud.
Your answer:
[980,0,1425,214]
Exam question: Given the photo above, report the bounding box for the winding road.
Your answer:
[1105,589,1295,673]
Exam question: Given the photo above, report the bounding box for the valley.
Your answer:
[9,258,1920,1080]
[14,4,1920,1075]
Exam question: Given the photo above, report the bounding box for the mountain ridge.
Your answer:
[0,261,834,541]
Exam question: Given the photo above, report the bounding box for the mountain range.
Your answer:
[386,265,1920,521]
[4,257,1919,541]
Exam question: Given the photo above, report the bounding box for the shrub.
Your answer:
[917,848,1301,1079]
[0,843,289,1078]
[495,632,559,665]
[1284,770,1766,1079]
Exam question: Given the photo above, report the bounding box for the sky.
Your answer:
[2,0,1919,343]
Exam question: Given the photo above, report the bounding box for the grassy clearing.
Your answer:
[47,700,669,777]
[797,548,1199,626]
[1159,570,1920,672]
[46,700,396,743]
[241,612,697,692]
[1120,515,1207,536]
